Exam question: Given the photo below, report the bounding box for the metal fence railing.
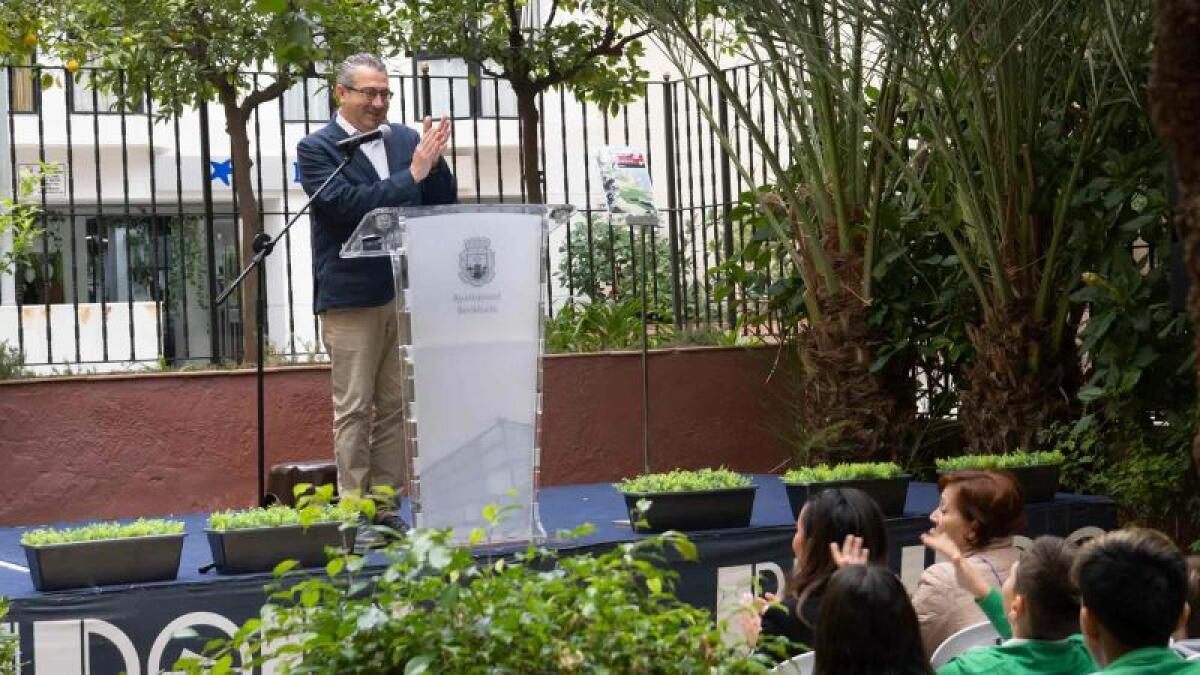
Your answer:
[0,62,793,372]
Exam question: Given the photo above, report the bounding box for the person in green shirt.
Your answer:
[922,532,1096,675]
[1074,528,1198,674]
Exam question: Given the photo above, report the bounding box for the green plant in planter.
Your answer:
[207,504,354,531]
[782,462,903,484]
[935,450,1065,473]
[20,518,184,546]
[615,467,752,493]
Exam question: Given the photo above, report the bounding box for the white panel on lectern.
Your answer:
[343,204,566,545]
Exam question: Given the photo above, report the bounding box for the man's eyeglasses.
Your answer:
[344,86,394,101]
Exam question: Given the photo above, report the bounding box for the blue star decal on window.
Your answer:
[209,159,232,186]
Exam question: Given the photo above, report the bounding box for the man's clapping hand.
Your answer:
[410,115,451,182]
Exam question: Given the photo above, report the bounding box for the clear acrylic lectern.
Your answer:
[341,204,571,544]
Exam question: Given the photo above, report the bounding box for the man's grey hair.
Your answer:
[336,54,388,88]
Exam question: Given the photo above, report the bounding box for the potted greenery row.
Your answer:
[206,504,357,575]
[20,518,185,592]
[936,450,1064,503]
[615,468,756,533]
[782,462,911,518]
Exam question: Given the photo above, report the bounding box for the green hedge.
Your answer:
[782,461,904,484]
[935,450,1064,472]
[20,518,184,546]
[615,467,751,493]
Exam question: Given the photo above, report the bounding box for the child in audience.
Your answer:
[811,564,934,675]
[921,532,1096,674]
[1074,528,1197,673]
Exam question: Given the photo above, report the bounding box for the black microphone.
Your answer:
[336,124,393,153]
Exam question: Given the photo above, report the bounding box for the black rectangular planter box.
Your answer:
[938,464,1061,503]
[784,476,911,518]
[621,487,757,533]
[23,534,185,592]
[206,523,356,574]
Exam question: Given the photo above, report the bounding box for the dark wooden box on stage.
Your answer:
[266,460,338,505]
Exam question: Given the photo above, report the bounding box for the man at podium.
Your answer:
[296,53,457,534]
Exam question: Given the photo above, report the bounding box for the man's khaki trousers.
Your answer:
[320,300,406,507]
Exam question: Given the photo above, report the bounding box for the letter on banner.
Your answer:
[715,561,786,646]
[33,618,139,675]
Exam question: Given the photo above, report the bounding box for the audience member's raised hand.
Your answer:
[736,591,772,645]
[921,529,991,600]
[831,534,870,568]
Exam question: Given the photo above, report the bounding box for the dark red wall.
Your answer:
[0,346,792,526]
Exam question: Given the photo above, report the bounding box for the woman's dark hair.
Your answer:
[812,565,933,675]
[937,470,1026,548]
[785,488,888,606]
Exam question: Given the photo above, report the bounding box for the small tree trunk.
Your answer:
[220,96,262,365]
[793,250,915,465]
[957,303,1076,454]
[515,90,544,204]
[1149,0,1200,470]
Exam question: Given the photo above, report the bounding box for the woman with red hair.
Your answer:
[912,470,1025,655]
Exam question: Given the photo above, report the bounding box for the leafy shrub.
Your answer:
[935,450,1064,472]
[207,504,353,531]
[20,518,184,546]
[1042,415,1200,531]
[174,526,770,673]
[615,467,751,493]
[782,462,903,484]
[0,341,24,380]
[545,297,673,353]
[0,598,15,675]
[556,213,674,304]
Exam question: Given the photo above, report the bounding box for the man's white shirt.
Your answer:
[335,113,390,181]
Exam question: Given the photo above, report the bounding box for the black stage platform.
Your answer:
[0,476,1115,674]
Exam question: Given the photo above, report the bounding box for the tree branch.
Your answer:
[240,73,295,116]
[534,27,653,90]
[544,0,559,29]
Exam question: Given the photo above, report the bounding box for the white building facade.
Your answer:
[0,45,781,373]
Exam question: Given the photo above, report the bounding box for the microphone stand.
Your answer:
[216,152,354,507]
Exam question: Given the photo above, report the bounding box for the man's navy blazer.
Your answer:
[296,119,457,314]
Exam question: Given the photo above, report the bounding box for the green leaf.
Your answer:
[482,504,500,523]
[405,655,434,675]
[272,559,299,577]
[326,557,345,577]
[671,537,698,562]
[301,586,320,607]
